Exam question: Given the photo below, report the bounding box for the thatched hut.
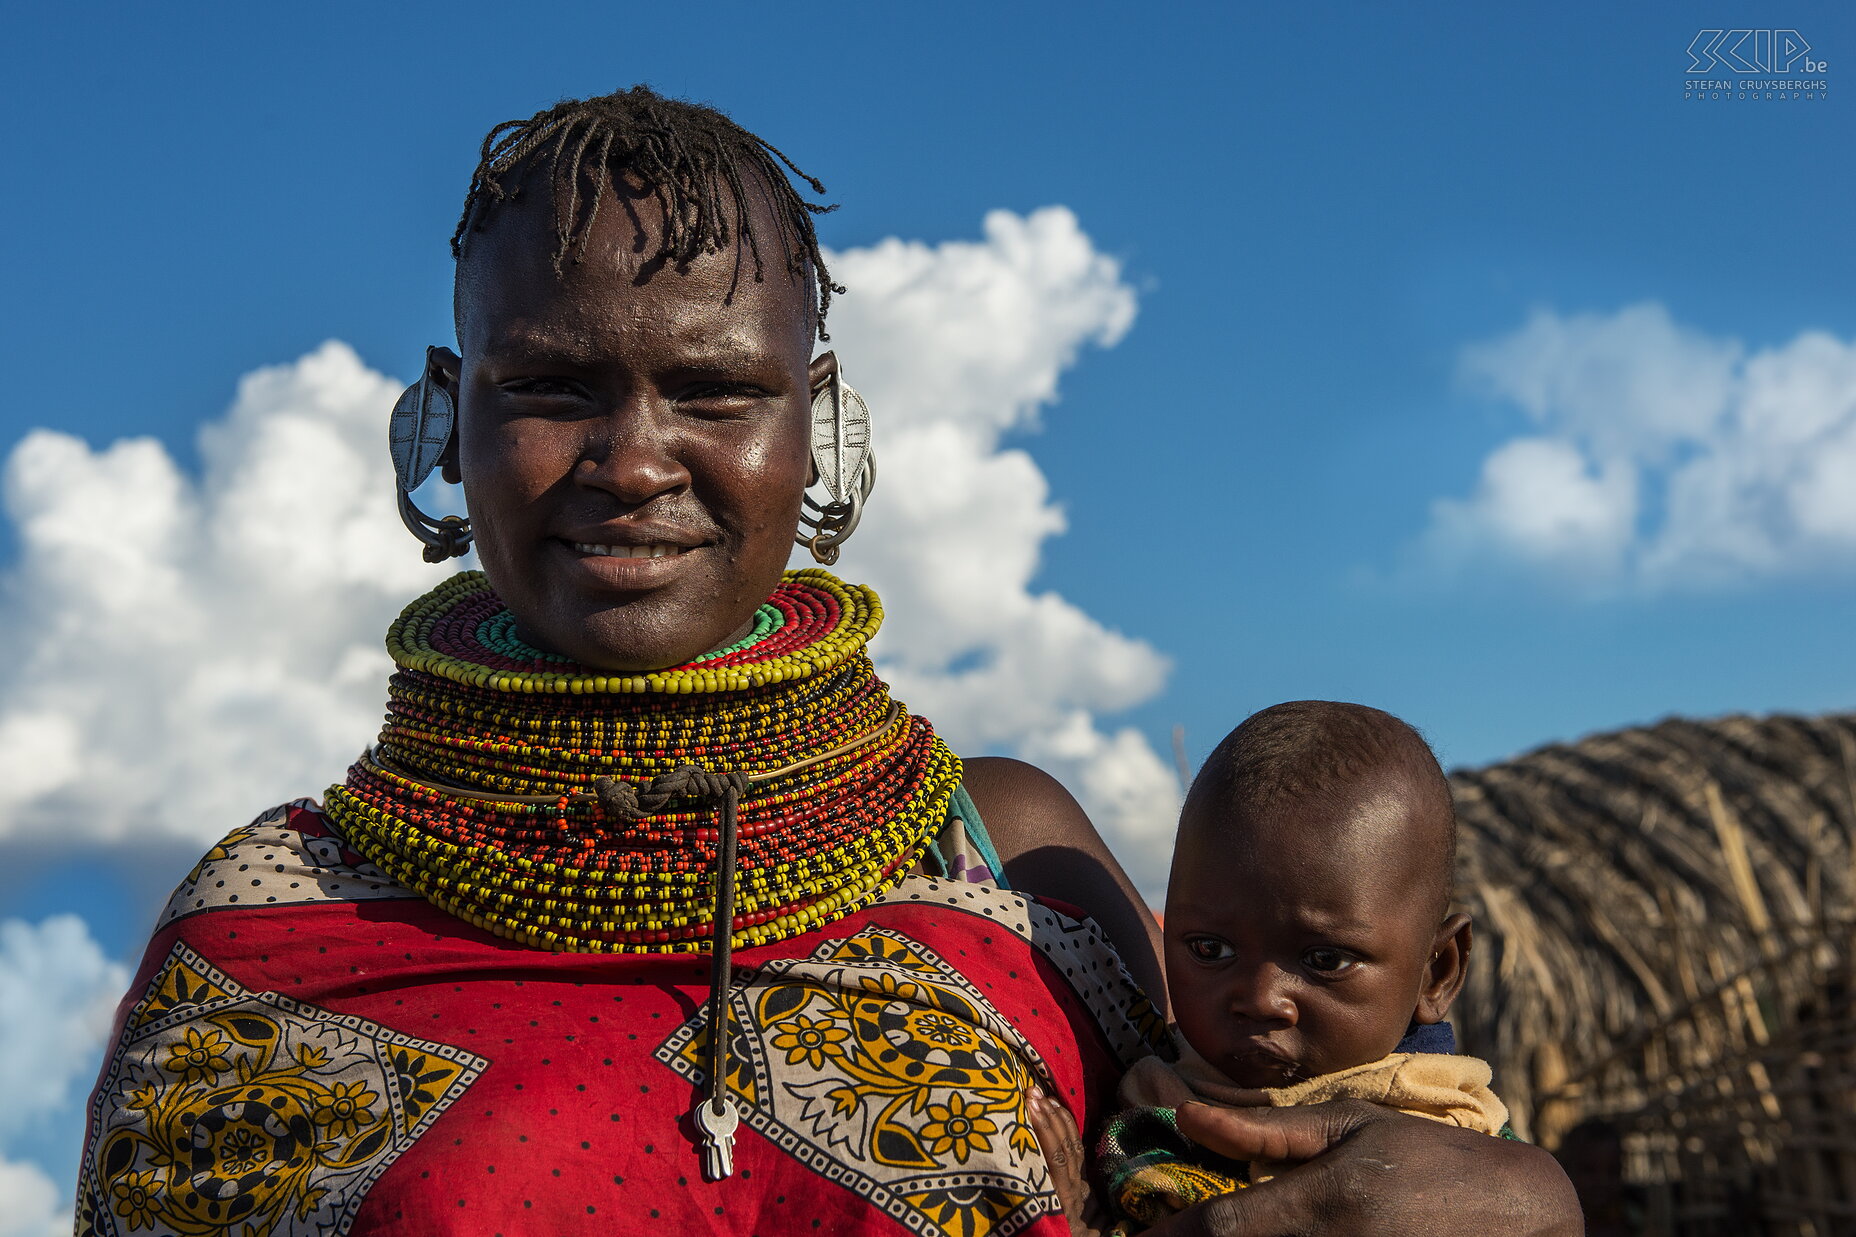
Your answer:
[1451,712,1856,1236]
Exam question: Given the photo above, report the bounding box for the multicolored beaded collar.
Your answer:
[326,568,961,958]
[326,568,962,1176]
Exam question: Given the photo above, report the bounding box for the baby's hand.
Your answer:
[1025,1086,1121,1237]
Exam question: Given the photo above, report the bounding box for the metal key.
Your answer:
[695,1097,739,1181]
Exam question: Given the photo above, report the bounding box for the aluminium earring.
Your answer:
[389,346,473,563]
[796,364,875,566]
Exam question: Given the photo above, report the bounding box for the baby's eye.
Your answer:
[1301,947,1359,976]
[1184,937,1235,963]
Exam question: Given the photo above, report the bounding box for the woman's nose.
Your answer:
[1227,964,1297,1025]
[574,399,691,504]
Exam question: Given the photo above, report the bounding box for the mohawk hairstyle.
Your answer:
[451,85,843,339]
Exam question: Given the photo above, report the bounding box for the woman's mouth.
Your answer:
[557,538,704,589]
[569,542,692,559]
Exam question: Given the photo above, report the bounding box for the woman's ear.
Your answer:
[432,347,463,485]
[1414,912,1473,1025]
[808,349,839,397]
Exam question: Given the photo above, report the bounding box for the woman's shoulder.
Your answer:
[155,799,413,932]
[960,756,1168,1002]
[959,756,1076,827]
[960,756,1149,885]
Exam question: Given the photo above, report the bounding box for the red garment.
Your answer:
[80,802,1163,1236]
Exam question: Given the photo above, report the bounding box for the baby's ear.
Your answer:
[1413,912,1473,1025]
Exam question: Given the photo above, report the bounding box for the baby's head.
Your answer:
[1165,700,1471,1089]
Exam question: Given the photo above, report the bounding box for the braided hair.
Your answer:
[452,85,842,339]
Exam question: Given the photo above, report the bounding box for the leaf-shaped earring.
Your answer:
[796,365,875,566]
[390,346,472,563]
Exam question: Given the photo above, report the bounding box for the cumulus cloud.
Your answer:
[824,207,1179,888]
[0,1155,65,1237]
[0,916,127,1140]
[1421,303,1856,591]
[0,342,454,846]
[0,206,1177,889]
[0,916,126,1229]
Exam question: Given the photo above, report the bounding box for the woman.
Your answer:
[78,87,1577,1235]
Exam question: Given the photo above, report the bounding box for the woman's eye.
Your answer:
[1185,937,1234,963]
[1301,947,1359,976]
[500,378,585,399]
[680,384,767,414]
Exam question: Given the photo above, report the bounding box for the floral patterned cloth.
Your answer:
[78,800,1164,1236]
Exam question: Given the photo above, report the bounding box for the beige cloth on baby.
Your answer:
[1120,1037,1510,1183]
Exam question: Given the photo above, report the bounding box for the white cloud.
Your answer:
[1427,437,1639,577]
[1420,303,1856,591]
[0,915,125,1231]
[0,1155,66,1237]
[823,207,1178,890]
[0,207,1178,891]
[1017,713,1180,881]
[0,342,453,845]
[0,916,130,1141]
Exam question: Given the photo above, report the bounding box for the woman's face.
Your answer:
[444,183,821,672]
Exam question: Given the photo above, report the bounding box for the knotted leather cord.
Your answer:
[590,763,749,1125]
[708,779,741,1124]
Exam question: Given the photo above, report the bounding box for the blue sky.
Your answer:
[5,0,1854,920]
[1,3,1852,1221]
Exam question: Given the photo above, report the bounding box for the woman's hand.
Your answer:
[1160,1101,1580,1235]
[1031,1094,1583,1237]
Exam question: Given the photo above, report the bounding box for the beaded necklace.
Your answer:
[326,568,961,956]
[326,568,962,1179]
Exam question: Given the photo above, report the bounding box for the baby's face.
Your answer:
[1164,778,1448,1089]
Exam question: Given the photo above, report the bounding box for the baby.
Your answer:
[1101,700,1510,1227]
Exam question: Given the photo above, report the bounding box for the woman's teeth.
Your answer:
[571,543,688,559]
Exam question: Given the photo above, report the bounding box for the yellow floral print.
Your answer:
[81,945,486,1237]
[312,1080,380,1139]
[110,1169,161,1230]
[920,1092,999,1164]
[164,1026,232,1085]
[770,1013,851,1069]
[664,926,1071,1236]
